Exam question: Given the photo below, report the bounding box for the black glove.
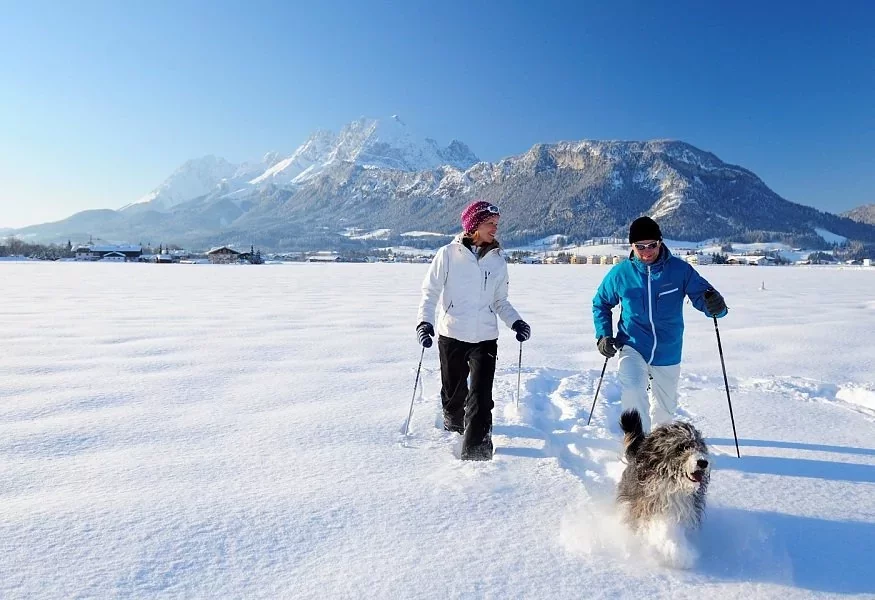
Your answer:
[597,336,617,358]
[511,319,531,342]
[416,322,434,348]
[703,290,727,317]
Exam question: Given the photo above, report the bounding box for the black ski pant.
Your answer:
[438,335,497,449]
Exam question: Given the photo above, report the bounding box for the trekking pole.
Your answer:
[403,346,426,436]
[515,341,523,408]
[586,356,610,425]
[705,291,741,458]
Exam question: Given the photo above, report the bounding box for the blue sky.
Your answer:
[1,0,873,228]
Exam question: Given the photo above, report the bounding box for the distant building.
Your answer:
[863,259,872,267]
[74,244,142,261]
[307,252,342,263]
[206,246,241,264]
[99,251,127,262]
[685,254,713,266]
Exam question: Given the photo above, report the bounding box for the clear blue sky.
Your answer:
[1,0,873,228]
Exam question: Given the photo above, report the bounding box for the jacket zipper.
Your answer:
[647,265,657,364]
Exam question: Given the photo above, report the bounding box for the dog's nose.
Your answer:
[697,459,709,470]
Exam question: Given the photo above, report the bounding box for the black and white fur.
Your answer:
[617,409,710,568]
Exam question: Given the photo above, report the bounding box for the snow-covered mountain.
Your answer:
[228,138,875,249]
[121,116,480,212]
[11,123,875,251]
[324,115,479,173]
[251,116,478,186]
[843,203,875,226]
[120,155,240,212]
[249,130,338,186]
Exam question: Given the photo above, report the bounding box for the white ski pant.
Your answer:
[617,346,681,433]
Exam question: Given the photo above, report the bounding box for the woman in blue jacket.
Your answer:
[592,217,727,432]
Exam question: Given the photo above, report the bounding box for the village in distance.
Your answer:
[1,234,872,268]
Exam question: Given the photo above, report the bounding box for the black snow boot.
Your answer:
[461,432,493,461]
[443,411,464,434]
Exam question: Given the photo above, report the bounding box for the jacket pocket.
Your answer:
[622,288,647,317]
[655,287,681,318]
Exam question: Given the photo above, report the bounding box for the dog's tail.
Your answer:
[620,409,645,460]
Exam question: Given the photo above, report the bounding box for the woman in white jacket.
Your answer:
[416,200,530,461]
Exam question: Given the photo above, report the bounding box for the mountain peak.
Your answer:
[262,151,282,168]
[252,116,479,186]
[122,155,238,211]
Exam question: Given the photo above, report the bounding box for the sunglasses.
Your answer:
[632,240,660,251]
[484,204,500,214]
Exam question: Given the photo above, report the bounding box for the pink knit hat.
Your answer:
[461,200,500,233]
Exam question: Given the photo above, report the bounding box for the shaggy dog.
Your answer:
[617,409,710,568]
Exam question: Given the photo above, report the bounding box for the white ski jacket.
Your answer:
[417,234,521,344]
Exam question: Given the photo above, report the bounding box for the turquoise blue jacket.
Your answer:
[592,247,726,366]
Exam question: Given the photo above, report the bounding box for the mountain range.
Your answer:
[9,116,875,251]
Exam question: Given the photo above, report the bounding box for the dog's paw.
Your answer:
[642,518,699,570]
[657,536,698,569]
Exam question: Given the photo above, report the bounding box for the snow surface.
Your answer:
[400,231,453,238]
[813,228,848,245]
[1,263,874,598]
[344,228,391,241]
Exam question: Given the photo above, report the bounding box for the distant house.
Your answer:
[74,244,142,261]
[99,251,127,262]
[307,253,342,263]
[685,254,713,266]
[207,246,241,264]
[864,259,872,267]
[746,255,775,266]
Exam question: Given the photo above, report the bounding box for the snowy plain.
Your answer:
[1,262,874,599]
